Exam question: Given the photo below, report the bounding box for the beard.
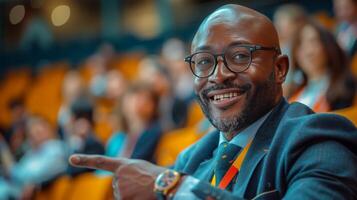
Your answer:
[196,71,278,134]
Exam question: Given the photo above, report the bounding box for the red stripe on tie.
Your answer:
[218,165,239,189]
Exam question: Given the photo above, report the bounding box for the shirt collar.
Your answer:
[219,110,272,148]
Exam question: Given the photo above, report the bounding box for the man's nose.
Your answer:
[208,57,236,84]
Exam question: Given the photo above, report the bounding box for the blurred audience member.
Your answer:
[289,20,356,112]
[273,4,307,97]
[0,116,66,199]
[105,70,127,101]
[66,97,105,177]
[0,134,14,199]
[138,57,188,131]
[88,44,115,98]
[105,105,125,159]
[334,0,357,57]
[89,70,128,144]
[105,83,162,163]
[58,70,85,139]
[5,97,29,161]
[161,38,195,102]
[0,134,14,181]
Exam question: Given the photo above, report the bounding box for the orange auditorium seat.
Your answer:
[313,11,336,30]
[0,67,32,128]
[34,176,71,200]
[334,105,357,126]
[155,101,207,167]
[351,54,357,78]
[156,119,213,167]
[94,99,115,144]
[25,63,68,126]
[67,173,113,200]
[79,63,95,85]
[111,53,143,81]
[185,101,204,127]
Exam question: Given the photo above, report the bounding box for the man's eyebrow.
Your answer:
[194,45,211,52]
[228,40,252,47]
[193,40,252,52]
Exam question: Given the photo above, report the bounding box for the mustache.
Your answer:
[202,83,252,97]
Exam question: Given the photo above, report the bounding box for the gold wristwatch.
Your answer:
[154,169,181,200]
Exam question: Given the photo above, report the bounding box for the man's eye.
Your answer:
[231,53,250,63]
[197,58,212,65]
[233,53,249,60]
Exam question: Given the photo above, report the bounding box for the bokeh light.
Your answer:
[9,5,25,25]
[51,5,71,27]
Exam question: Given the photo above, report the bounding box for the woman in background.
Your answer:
[105,83,162,163]
[289,19,356,112]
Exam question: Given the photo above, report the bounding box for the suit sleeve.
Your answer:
[283,141,357,200]
[283,115,357,200]
[173,140,200,171]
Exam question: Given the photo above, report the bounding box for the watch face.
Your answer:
[155,170,180,192]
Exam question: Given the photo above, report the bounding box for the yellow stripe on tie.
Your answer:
[210,141,253,188]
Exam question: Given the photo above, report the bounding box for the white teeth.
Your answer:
[213,92,239,101]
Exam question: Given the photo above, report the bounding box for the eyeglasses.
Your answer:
[184,44,281,78]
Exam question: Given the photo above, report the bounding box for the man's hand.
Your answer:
[69,154,167,200]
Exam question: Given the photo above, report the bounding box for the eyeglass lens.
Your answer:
[190,46,252,77]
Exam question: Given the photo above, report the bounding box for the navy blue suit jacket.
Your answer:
[174,99,357,200]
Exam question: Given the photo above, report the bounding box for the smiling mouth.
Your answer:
[206,88,248,109]
[210,91,240,101]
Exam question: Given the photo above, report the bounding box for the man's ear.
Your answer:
[274,54,289,84]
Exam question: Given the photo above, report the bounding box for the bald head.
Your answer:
[192,4,280,52]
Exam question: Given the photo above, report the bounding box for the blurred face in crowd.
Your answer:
[296,25,327,79]
[106,70,127,100]
[191,5,287,137]
[152,72,171,96]
[274,15,299,44]
[275,17,292,41]
[27,118,54,149]
[273,5,306,46]
[122,89,156,124]
[62,71,83,104]
[334,0,357,23]
[136,91,156,122]
[72,118,92,139]
[138,59,171,96]
[10,105,26,122]
[122,93,136,123]
[161,38,189,76]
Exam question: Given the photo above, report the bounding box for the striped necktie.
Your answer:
[215,141,242,190]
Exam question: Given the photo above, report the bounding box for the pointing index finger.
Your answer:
[69,154,125,172]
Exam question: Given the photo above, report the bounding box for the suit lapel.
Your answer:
[193,157,216,182]
[233,99,289,196]
[184,130,219,179]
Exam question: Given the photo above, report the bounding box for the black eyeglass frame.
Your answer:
[184,44,281,78]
